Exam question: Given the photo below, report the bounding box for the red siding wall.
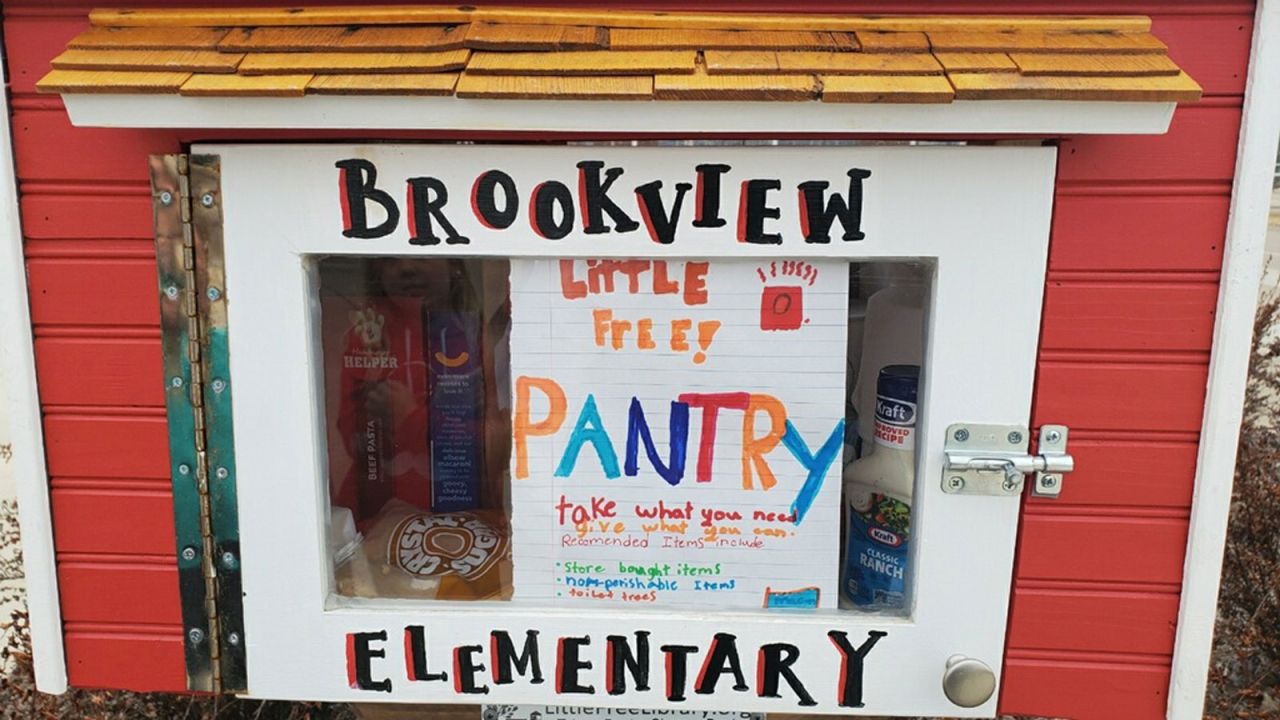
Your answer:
[3,0,1254,715]
[1006,8,1252,715]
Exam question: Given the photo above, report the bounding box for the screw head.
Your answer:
[206,287,221,302]
[1042,475,1059,488]
[947,476,965,491]
[164,285,179,300]
[177,463,190,475]
[1002,477,1019,492]
[221,551,236,569]
[215,467,229,480]
[159,191,173,206]
[181,547,197,561]
[211,378,226,393]
[1046,430,1063,444]
[200,193,215,208]
[1007,431,1023,445]
[170,376,184,388]
[953,428,970,442]
[187,628,205,645]
[227,632,241,647]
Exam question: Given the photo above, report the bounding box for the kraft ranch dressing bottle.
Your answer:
[842,365,919,609]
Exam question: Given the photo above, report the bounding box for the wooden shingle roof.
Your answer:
[36,6,1202,104]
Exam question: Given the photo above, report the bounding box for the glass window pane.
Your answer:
[316,256,929,614]
[319,257,514,602]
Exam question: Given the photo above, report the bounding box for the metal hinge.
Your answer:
[151,154,244,693]
[942,424,1073,498]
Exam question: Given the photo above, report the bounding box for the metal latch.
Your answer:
[942,424,1073,498]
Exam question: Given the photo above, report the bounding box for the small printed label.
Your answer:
[843,493,911,609]
[389,512,506,580]
[868,527,902,548]
[484,707,763,720]
[872,394,916,451]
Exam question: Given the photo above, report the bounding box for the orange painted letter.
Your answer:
[741,394,786,490]
[560,260,587,299]
[592,309,612,347]
[514,376,567,479]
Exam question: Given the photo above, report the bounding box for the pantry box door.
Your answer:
[204,142,1056,717]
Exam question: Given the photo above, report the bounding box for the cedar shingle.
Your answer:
[238,50,469,75]
[949,71,1202,101]
[464,22,606,50]
[36,69,193,94]
[68,26,229,50]
[180,73,313,97]
[308,73,459,95]
[467,50,697,76]
[655,68,818,100]
[609,28,837,50]
[52,48,243,73]
[1010,52,1181,76]
[855,31,930,52]
[219,25,468,52]
[927,30,1167,54]
[455,73,653,99]
[821,74,955,102]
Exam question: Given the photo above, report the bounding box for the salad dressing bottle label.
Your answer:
[843,365,918,609]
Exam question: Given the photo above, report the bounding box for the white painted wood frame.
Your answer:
[207,143,1055,716]
[0,38,68,693]
[1168,0,1280,717]
[65,96,1176,136]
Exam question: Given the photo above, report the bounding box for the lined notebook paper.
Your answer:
[509,257,848,609]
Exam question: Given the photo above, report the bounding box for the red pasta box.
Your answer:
[323,295,430,526]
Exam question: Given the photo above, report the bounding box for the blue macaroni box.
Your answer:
[427,310,484,512]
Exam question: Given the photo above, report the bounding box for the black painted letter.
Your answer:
[605,632,651,695]
[738,179,783,245]
[404,626,448,683]
[452,645,490,694]
[556,636,596,694]
[757,643,816,707]
[471,170,518,229]
[346,630,392,693]
[694,633,748,695]
[529,181,575,240]
[797,168,871,243]
[491,630,544,685]
[827,630,887,708]
[577,161,639,234]
[407,177,468,245]
[635,181,692,245]
[693,163,731,228]
[660,644,699,702]
[336,159,399,239]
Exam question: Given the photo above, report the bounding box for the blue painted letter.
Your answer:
[624,398,689,486]
[781,419,845,524]
[555,394,621,478]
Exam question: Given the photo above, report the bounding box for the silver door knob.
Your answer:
[942,655,996,707]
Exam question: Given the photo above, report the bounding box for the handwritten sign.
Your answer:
[509,258,848,609]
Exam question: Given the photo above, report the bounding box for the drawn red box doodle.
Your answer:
[761,286,803,331]
[758,261,817,331]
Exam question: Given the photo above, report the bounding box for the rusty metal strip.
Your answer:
[151,153,245,693]
[189,154,247,692]
[150,154,216,692]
